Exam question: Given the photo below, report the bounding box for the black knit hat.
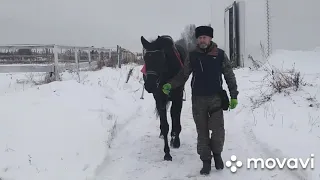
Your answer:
[195,26,213,38]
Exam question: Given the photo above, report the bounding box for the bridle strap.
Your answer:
[145,50,162,53]
[146,71,158,76]
[146,71,161,88]
[173,46,183,67]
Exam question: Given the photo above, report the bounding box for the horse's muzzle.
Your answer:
[144,74,159,93]
[145,84,156,93]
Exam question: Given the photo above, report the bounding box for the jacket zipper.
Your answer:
[199,59,204,72]
[192,73,196,88]
[193,58,203,89]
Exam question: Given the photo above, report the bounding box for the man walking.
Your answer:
[161,25,239,175]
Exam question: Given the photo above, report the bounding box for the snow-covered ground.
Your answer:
[247,50,320,179]
[0,50,319,180]
[0,64,147,180]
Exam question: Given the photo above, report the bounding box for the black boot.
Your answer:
[200,160,211,175]
[213,153,224,170]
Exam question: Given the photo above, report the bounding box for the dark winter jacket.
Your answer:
[168,42,239,99]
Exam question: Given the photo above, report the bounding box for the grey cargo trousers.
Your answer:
[191,94,225,161]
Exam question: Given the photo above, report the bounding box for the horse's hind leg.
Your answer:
[157,104,172,161]
[170,89,183,148]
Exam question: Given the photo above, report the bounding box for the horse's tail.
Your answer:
[154,106,160,119]
[154,100,171,119]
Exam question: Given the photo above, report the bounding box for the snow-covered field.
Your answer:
[0,64,147,180]
[0,50,319,180]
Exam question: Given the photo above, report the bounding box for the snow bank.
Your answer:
[0,64,146,180]
[314,47,320,52]
[0,72,48,94]
[261,49,320,74]
[246,50,320,179]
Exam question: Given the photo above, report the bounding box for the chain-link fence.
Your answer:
[0,44,140,83]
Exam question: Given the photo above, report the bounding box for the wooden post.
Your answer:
[88,49,91,64]
[117,45,120,68]
[74,48,79,73]
[98,50,101,65]
[53,45,60,81]
[87,49,92,69]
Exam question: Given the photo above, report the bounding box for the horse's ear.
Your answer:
[141,36,150,49]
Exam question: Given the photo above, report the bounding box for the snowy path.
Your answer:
[0,58,317,180]
[94,77,302,180]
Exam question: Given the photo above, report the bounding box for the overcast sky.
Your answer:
[0,0,234,52]
[1,0,319,53]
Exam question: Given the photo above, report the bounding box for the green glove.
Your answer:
[229,99,238,109]
[162,83,172,95]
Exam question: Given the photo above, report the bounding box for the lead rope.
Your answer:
[173,45,186,101]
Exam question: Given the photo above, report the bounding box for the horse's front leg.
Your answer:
[170,89,183,148]
[157,104,172,161]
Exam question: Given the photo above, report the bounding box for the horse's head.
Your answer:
[141,35,174,93]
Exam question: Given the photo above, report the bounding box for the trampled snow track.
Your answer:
[93,105,144,177]
[92,77,304,180]
[243,110,309,180]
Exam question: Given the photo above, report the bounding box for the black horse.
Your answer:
[141,35,186,161]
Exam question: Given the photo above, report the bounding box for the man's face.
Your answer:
[197,35,212,49]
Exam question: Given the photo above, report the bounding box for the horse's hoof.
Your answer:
[164,154,172,161]
[170,136,180,148]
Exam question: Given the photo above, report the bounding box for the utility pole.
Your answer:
[266,0,272,57]
[210,1,213,26]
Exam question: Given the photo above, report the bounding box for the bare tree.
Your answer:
[175,23,211,52]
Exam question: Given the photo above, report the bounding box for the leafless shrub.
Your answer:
[71,72,88,84]
[250,67,308,109]
[268,68,305,93]
[3,166,9,172]
[96,59,105,70]
[106,119,118,148]
[250,92,273,109]
[16,72,56,86]
[36,72,56,85]
[105,57,118,68]
[65,67,89,84]
[306,92,320,108]
[248,54,263,70]
[248,41,268,70]
[260,41,268,62]
[5,144,15,152]
[308,114,320,132]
